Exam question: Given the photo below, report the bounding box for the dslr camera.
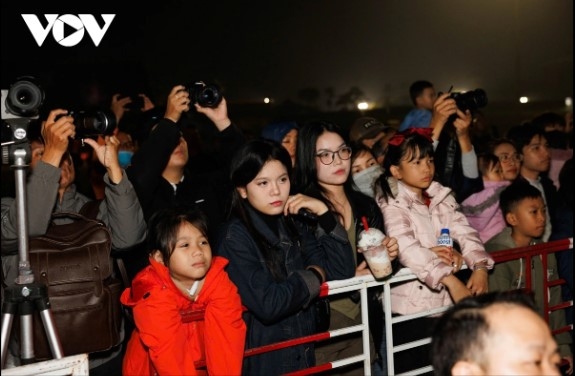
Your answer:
[67,110,117,138]
[449,88,488,112]
[185,81,223,108]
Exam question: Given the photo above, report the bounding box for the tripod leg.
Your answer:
[1,303,17,369]
[19,300,35,364]
[36,301,63,360]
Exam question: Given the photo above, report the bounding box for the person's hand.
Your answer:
[452,108,472,135]
[466,268,489,296]
[431,245,454,265]
[429,93,458,139]
[283,194,329,217]
[382,236,399,261]
[110,94,132,123]
[141,94,155,112]
[83,135,123,184]
[355,260,372,277]
[442,274,472,303]
[164,85,190,123]
[452,108,474,153]
[41,109,75,167]
[195,97,231,131]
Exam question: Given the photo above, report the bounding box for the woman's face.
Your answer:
[315,131,351,188]
[493,142,520,181]
[281,129,298,166]
[238,160,290,216]
[351,150,378,175]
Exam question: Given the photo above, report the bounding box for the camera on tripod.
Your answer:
[1,76,45,165]
[185,81,223,108]
[449,88,488,113]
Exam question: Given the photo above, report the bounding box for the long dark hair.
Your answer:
[292,120,356,217]
[229,139,298,280]
[376,130,435,202]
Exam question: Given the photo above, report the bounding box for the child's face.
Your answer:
[417,87,437,110]
[391,147,434,193]
[315,131,351,187]
[351,150,378,175]
[484,161,504,182]
[493,142,521,181]
[521,135,551,175]
[168,222,212,283]
[238,160,290,216]
[508,197,546,239]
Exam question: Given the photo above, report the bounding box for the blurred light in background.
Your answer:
[519,96,529,104]
[357,102,369,110]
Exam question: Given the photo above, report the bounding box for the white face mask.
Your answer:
[352,165,384,198]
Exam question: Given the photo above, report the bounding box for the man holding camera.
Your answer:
[396,80,483,203]
[124,84,245,279]
[1,108,147,371]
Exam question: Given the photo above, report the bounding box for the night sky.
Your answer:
[1,0,573,110]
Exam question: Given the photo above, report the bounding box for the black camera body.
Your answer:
[67,110,117,138]
[186,81,222,108]
[449,88,488,112]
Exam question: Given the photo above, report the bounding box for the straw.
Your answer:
[361,216,369,232]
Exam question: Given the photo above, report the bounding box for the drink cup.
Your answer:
[358,228,393,279]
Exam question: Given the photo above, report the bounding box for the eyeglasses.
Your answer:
[316,146,352,165]
[497,153,522,163]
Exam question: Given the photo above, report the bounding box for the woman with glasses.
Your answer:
[485,138,522,181]
[292,120,398,375]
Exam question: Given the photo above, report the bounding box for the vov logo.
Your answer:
[21,14,115,47]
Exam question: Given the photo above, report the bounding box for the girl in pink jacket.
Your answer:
[374,128,494,373]
[375,128,494,315]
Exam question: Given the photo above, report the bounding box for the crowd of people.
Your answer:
[1,78,573,375]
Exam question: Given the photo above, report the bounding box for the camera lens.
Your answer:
[186,81,223,108]
[72,110,116,137]
[5,78,45,117]
[450,88,488,112]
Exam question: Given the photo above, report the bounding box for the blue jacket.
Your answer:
[216,205,354,375]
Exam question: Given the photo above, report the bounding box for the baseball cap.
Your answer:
[349,117,387,143]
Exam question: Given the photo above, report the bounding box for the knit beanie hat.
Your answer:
[261,121,299,143]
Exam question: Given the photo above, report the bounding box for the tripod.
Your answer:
[1,138,64,369]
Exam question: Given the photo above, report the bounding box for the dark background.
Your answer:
[1,0,573,133]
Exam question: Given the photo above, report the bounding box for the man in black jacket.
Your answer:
[125,84,245,278]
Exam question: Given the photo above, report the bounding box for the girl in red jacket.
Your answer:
[121,206,246,375]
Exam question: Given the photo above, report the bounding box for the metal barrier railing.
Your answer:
[245,276,373,376]
[249,237,573,375]
[120,237,575,375]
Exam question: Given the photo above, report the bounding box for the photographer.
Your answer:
[1,108,146,372]
[1,108,146,275]
[430,92,483,203]
[124,84,245,279]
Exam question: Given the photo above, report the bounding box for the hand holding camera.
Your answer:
[41,109,75,167]
[83,135,123,184]
[164,85,191,123]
